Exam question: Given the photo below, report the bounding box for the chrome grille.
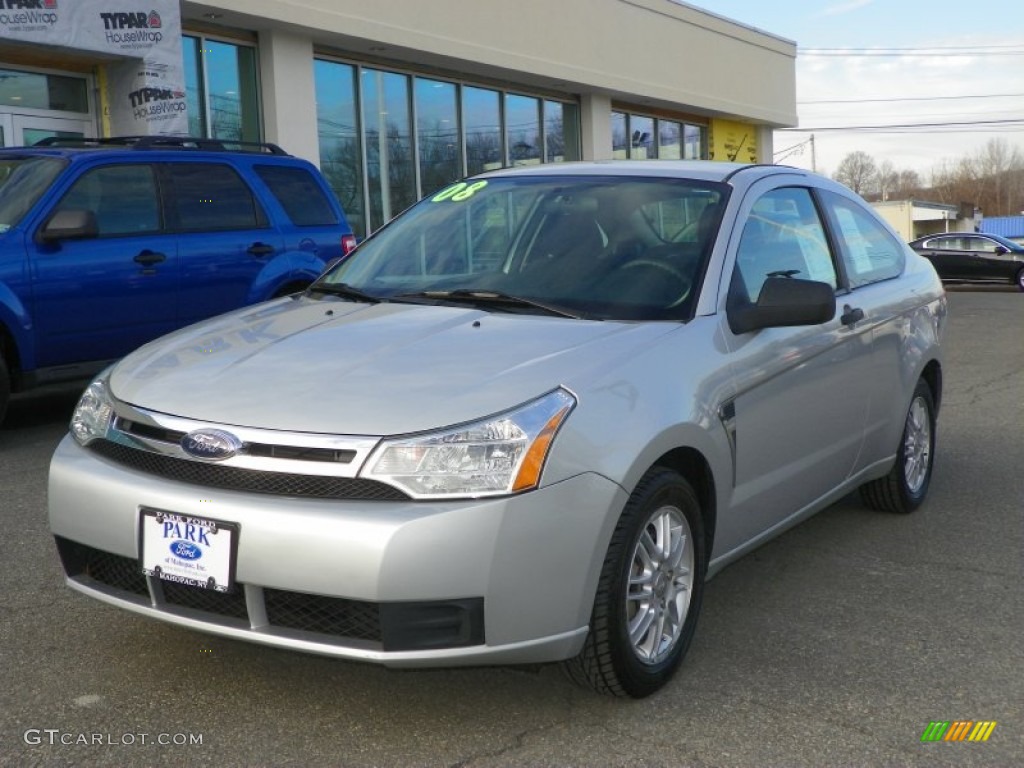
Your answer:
[89,440,409,501]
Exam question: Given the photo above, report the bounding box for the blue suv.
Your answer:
[0,137,355,424]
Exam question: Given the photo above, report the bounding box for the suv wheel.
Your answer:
[564,468,706,698]
[860,379,936,513]
[0,353,9,427]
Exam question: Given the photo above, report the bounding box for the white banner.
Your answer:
[0,0,188,135]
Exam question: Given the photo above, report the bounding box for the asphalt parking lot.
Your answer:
[1,289,1021,768]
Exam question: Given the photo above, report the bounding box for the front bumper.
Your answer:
[48,435,626,666]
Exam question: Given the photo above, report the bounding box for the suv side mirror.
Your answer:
[728,276,836,335]
[39,209,99,243]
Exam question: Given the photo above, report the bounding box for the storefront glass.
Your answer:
[314,60,365,238]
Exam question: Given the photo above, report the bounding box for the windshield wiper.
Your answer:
[393,289,584,319]
[307,282,384,304]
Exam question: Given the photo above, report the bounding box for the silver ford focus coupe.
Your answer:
[49,161,946,698]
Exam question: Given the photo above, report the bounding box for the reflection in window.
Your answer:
[545,100,580,162]
[464,86,502,176]
[362,69,416,232]
[506,94,541,166]
[182,36,260,143]
[658,121,682,159]
[612,111,628,159]
[315,60,365,238]
[416,78,461,197]
[684,124,703,159]
[612,112,707,161]
[182,37,206,138]
[630,115,654,159]
[0,68,89,113]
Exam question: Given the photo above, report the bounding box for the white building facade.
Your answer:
[0,0,797,237]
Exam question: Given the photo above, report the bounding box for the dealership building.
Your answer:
[0,0,797,237]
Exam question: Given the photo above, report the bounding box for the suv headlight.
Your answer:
[364,389,576,499]
[70,377,115,446]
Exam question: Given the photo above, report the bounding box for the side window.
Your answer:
[164,163,265,231]
[254,165,340,227]
[732,187,836,303]
[967,237,997,253]
[55,164,160,237]
[820,190,905,288]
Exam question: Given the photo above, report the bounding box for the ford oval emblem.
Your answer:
[170,540,202,560]
[181,429,243,461]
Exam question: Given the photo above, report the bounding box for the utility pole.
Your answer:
[810,133,817,173]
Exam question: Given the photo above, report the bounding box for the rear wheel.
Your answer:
[564,468,706,698]
[860,378,936,513]
[0,354,9,427]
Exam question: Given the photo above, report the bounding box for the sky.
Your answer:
[686,0,1024,180]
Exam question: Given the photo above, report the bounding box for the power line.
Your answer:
[799,92,1024,105]
[779,118,1024,133]
[799,45,1024,57]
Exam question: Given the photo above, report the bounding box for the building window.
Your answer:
[416,78,461,198]
[613,110,706,161]
[0,68,89,113]
[464,85,502,177]
[545,100,579,162]
[506,94,541,167]
[362,68,416,232]
[314,60,365,239]
[314,57,580,234]
[182,35,260,142]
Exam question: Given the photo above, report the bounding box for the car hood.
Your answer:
[110,296,680,434]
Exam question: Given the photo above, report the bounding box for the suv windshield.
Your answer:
[0,155,68,232]
[318,175,727,321]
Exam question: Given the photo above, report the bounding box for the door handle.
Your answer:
[247,242,275,256]
[841,304,865,327]
[133,250,166,267]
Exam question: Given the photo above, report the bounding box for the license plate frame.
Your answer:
[139,508,238,593]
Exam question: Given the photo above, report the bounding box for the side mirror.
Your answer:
[39,209,99,243]
[728,276,836,335]
[993,245,1008,255]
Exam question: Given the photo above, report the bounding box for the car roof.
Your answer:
[474,160,819,184]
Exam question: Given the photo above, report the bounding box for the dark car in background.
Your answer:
[0,136,355,425]
[909,232,1024,290]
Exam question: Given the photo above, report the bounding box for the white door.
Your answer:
[1,114,93,147]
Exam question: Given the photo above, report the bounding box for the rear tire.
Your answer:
[564,468,706,698]
[0,354,9,427]
[860,378,936,513]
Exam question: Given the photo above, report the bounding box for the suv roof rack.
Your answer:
[32,135,290,155]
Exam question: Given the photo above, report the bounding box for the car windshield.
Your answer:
[987,234,1024,252]
[0,155,68,232]
[316,175,728,321]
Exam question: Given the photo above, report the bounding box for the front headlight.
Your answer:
[365,388,576,499]
[70,377,115,446]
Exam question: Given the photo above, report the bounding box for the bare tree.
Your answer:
[877,160,899,201]
[833,151,878,196]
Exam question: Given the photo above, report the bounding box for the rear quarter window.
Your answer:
[255,164,340,227]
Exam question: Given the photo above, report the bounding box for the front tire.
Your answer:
[564,468,706,698]
[860,378,936,513]
[1015,267,1024,292]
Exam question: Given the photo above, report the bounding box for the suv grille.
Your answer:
[89,439,409,501]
